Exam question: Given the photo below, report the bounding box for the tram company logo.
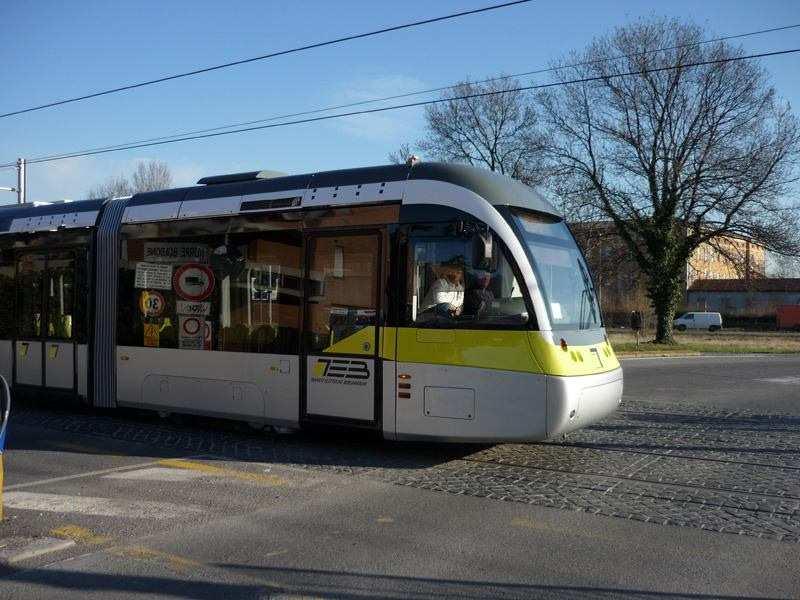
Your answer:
[312,358,370,385]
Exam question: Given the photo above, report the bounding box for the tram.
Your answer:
[0,161,621,442]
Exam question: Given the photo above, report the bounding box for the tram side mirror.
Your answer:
[473,232,493,269]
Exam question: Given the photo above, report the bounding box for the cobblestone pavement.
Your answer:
[10,397,800,544]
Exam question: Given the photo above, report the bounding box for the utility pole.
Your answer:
[16,158,26,204]
[1,159,26,204]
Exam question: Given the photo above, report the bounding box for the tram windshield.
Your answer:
[511,210,602,331]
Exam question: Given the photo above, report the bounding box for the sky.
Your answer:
[0,0,799,205]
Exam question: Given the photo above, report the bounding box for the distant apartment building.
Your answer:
[686,235,766,288]
[572,222,766,324]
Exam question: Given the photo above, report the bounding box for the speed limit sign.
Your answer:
[139,290,166,317]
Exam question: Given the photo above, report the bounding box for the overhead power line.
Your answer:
[0,0,534,120]
[3,47,797,169]
[23,21,800,165]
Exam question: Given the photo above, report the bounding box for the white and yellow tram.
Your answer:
[0,162,621,441]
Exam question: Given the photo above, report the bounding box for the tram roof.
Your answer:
[0,163,560,230]
[130,162,560,217]
[0,197,106,233]
[0,197,106,217]
[409,162,558,216]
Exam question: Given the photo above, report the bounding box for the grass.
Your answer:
[609,329,800,356]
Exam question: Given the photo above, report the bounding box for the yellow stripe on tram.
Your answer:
[321,326,620,376]
[391,327,619,376]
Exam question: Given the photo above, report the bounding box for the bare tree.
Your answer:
[537,18,800,343]
[86,174,132,199]
[131,160,172,193]
[86,160,172,199]
[419,77,546,185]
[387,142,415,165]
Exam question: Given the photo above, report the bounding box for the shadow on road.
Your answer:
[6,396,485,472]
[1,563,779,600]
[7,396,800,474]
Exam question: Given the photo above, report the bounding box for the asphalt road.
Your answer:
[622,354,800,412]
[0,355,798,599]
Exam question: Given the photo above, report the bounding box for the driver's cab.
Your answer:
[407,219,530,328]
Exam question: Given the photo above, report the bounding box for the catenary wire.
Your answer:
[2,47,796,169]
[0,0,534,119]
[23,22,800,165]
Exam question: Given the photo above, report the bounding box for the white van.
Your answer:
[673,312,723,332]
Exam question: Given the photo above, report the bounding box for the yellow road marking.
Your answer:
[376,516,394,523]
[157,459,286,486]
[110,545,201,574]
[50,524,110,545]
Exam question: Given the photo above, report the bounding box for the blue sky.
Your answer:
[0,0,799,204]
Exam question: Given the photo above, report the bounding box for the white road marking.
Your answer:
[104,467,207,482]
[4,454,210,491]
[4,459,166,491]
[0,537,75,565]
[3,492,204,519]
[755,376,800,384]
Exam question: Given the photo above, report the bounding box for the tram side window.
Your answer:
[218,232,302,355]
[45,251,76,340]
[408,225,529,327]
[117,231,302,354]
[16,253,45,338]
[0,250,14,338]
[306,235,379,354]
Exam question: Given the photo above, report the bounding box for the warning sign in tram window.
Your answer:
[143,323,160,347]
[143,242,210,264]
[135,263,172,290]
[173,263,215,302]
[176,300,211,316]
[178,315,205,350]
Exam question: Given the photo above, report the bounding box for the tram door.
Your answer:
[15,251,78,393]
[302,232,381,425]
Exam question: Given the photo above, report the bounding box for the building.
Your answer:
[687,278,800,315]
[686,236,765,288]
[572,222,766,324]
